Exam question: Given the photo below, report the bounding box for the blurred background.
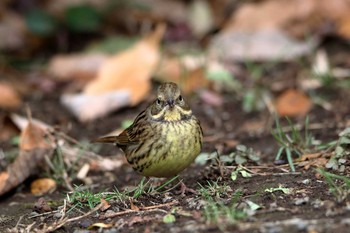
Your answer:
[1,0,350,231]
[1,0,350,159]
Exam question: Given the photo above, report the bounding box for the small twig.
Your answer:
[15,215,23,228]
[28,210,60,219]
[43,203,103,232]
[99,201,178,219]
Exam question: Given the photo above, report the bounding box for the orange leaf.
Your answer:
[275,89,312,117]
[299,153,322,162]
[30,178,57,196]
[0,82,21,109]
[155,56,211,95]
[0,120,54,196]
[20,121,51,150]
[48,53,107,81]
[84,24,165,105]
[100,198,111,211]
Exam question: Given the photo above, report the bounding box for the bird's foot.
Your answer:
[177,182,197,196]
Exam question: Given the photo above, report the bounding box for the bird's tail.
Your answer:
[92,135,118,144]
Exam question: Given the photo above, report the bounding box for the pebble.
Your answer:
[294,196,310,205]
[53,212,62,219]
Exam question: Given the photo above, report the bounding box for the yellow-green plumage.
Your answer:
[95,82,203,178]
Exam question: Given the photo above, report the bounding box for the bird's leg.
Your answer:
[177,179,197,196]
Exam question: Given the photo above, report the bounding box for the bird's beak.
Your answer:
[167,100,175,108]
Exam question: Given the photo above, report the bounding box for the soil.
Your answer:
[1,39,350,233]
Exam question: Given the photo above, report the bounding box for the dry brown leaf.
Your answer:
[84,24,165,105]
[224,0,318,35]
[100,198,111,211]
[0,82,21,109]
[156,56,211,95]
[224,0,350,39]
[0,120,54,196]
[130,200,140,211]
[275,89,312,117]
[299,153,322,162]
[33,197,52,213]
[30,178,57,196]
[47,53,107,81]
[61,25,165,122]
[298,157,328,170]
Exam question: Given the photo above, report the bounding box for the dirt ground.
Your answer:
[1,39,350,233]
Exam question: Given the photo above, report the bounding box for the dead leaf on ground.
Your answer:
[275,89,312,117]
[224,0,319,37]
[62,24,165,122]
[100,198,111,211]
[33,197,52,213]
[48,53,108,81]
[130,199,140,211]
[156,55,211,94]
[0,82,22,109]
[210,29,317,62]
[0,118,54,196]
[31,178,57,196]
[298,153,322,162]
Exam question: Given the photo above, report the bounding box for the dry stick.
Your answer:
[44,203,103,232]
[28,210,61,219]
[99,200,178,219]
[14,215,23,228]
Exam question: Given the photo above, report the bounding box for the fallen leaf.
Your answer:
[210,29,317,62]
[0,118,54,196]
[60,91,130,122]
[0,82,21,109]
[155,55,211,94]
[33,197,52,213]
[130,200,140,211]
[83,24,165,104]
[48,53,107,81]
[31,178,57,196]
[299,153,322,162]
[275,89,312,117]
[298,157,328,170]
[100,198,111,211]
[62,24,165,122]
[224,0,319,37]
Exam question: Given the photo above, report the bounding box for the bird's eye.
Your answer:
[178,95,183,102]
[156,99,161,105]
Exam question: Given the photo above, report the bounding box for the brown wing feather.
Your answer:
[94,110,147,146]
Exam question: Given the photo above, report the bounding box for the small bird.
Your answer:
[94,82,203,178]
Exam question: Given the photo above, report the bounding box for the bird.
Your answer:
[94,82,203,179]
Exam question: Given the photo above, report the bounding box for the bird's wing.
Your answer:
[115,110,148,145]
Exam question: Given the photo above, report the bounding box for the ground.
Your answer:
[0,39,350,233]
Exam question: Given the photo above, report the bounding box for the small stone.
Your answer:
[301,179,310,185]
[79,219,92,228]
[28,211,39,218]
[53,212,62,219]
[294,196,309,205]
